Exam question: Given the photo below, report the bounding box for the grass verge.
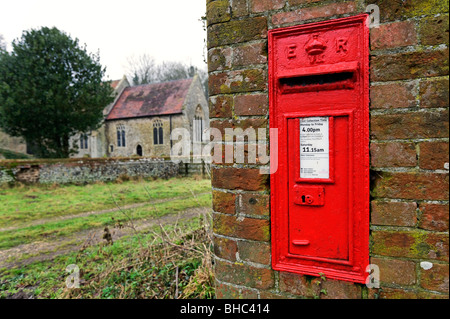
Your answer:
[0,214,215,299]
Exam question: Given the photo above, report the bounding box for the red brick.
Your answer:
[209,95,233,118]
[237,240,271,265]
[214,258,274,289]
[259,291,288,299]
[420,77,449,109]
[371,200,417,227]
[211,118,267,142]
[320,279,362,299]
[215,282,241,299]
[371,21,417,50]
[372,230,449,262]
[239,193,270,216]
[370,257,416,286]
[419,15,450,46]
[212,190,236,214]
[279,272,362,299]
[215,281,260,299]
[208,47,232,72]
[370,110,449,140]
[234,94,268,116]
[231,0,249,18]
[279,272,318,297]
[213,212,270,241]
[207,17,268,49]
[272,2,356,25]
[370,81,418,109]
[250,0,285,13]
[419,141,449,170]
[207,0,231,26]
[365,0,449,23]
[208,69,267,95]
[230,143,268,165]
[288,0,321,5]
[370,142,417,168]
[370,48,449,82]
[379,287,448,299]
[212,167,268,191]
[419,203,449,232]
[371,171,449,201]
[297,1,356,21]
[214,236,238,261]
[420,263,449,293]
[232,42,267,67]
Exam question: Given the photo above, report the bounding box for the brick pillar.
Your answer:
[207,0,449,299]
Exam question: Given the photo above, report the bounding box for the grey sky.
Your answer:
[0,0,207,80]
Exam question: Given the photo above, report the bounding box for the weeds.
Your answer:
[1,178,215,299]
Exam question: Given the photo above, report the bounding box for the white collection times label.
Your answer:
[299,117,330,179]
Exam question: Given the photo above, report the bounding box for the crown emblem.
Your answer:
[305,34,327,64]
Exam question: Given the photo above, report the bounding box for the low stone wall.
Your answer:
[0,157,210,185]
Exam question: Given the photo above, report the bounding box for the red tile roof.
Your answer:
[106,78,193,120]
[110,80,120,89]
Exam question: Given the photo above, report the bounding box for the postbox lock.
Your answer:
[293,185,324,206]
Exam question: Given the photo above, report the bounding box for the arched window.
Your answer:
[159,127,163,145]
[194,106,204,142]
[80,134,88,149]
[153,127,158,145]
[117,125,126,147]
[153,119,163,145]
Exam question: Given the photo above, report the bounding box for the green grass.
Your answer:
[0,177,212,228]
[0,192,211,250]
[0,216,215,299]
[0,177,214,299]
[0,148,32,160]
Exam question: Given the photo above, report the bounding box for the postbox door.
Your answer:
[287,115,350,261]
[269,14,370,283]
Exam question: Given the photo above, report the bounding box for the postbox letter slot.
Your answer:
[280,71,356,93]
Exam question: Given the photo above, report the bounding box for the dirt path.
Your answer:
[0,192,210,233]
[0,206,211,269]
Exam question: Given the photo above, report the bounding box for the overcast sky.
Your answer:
[0,0,207,80]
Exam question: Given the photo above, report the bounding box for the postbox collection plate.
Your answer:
[269,15,370,283]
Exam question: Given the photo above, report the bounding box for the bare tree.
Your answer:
[124,53,157,85]
[124,54,208,96]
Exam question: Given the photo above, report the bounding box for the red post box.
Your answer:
[269,15,370,283]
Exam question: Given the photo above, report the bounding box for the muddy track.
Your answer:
[0,206,211,270]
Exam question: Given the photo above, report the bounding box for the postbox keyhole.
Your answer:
[301,195,306,203]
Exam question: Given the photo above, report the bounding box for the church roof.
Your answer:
[106,78,193,120]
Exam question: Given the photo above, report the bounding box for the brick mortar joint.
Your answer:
[212,210,270,221]
[370,75,449,86]
[214,278,262,298]
[370,225,449,234]
[371,198,449,205]
[370,138,449,143]
[369,167,449,174]
[214,254,272,270]
[370,43,448,56]
[211,186,270,195]
[370,107,449,116]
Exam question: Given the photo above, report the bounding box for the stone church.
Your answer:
[99,74,209,158]
[0,74,209,159]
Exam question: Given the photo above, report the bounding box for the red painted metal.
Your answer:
[269,15,370,283]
